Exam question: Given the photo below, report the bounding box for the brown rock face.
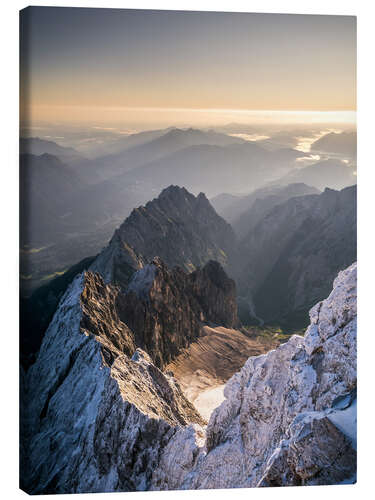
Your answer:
[78,257,239,371]
[188,260,238,328]
[79,272,136,365]
[116,258,239,369]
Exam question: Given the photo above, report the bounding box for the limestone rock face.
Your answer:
[117,257,239,368]
[151,262,357,489]
[90,185,236,289]
[21,258,356,493]
[188,260,238,328]
[21,273,205,494]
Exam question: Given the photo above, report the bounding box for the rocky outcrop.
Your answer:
[21,272,205,494]
[90,185,236,289]
[151,262,357,489]
[21,255,356,493]
[21,254,241,493]
[188,260,238,327]
[117,257,239,368]
[20,255,97,368]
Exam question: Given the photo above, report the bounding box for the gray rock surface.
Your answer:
[152,262,357,489]
[21,259,357,493]
[21,273,205,494]
[91,185,236,289]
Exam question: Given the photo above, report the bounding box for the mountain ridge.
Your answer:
[234,184,356,328]
[21,262,357,492]
[90,185,236,289]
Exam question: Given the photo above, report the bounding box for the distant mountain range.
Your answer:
[20,126,357,301]
[70,127,247,182]
[234,184,356,328]
[211,183,320,233]
[20,137,83,163]
[311,131,357,157]
[277,159,356,191]
[84,140,307,209]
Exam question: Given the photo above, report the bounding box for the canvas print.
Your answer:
[19,7,357,494]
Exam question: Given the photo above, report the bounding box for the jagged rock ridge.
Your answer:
[21,271,206,494]
[118,257,238,368]
[152,262,357,489]
[22,262,357,493]
[90,185,236,289]
[21,255,239,493]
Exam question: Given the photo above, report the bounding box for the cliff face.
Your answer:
[21,254,240,493]
[21,256,356,493]
[117,257,238,368]
[152,263,357,489]
[21,272,205,494]
[90,185,236,289]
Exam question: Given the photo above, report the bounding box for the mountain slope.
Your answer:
[20,255,97,368]
[209,192,243,215]
[311,131,357,157]
[20,153,84,246]
[91,185,236,288]
[234,185,356,328]
[23,262,356,492]
[232,183,320,238]
[211,183,320,235]
[20,137,83,163]
[84,127,246,179]
[21,253,241,493]
[116,258,238,368]
[277,159,356,191]
[153,263,357,489]
[21,271,206,494]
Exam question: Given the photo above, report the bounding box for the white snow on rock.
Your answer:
[22,272,204,494]
[151,262,357,489]
[22,262,357,493]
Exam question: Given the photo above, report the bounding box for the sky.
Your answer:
[20,7,356,128]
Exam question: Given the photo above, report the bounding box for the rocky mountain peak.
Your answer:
[158,184,190,199]
[90,185,236,289]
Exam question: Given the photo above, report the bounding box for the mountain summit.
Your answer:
[91,185,236,288]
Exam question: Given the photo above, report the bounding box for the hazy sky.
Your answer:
[20,7,356,127]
